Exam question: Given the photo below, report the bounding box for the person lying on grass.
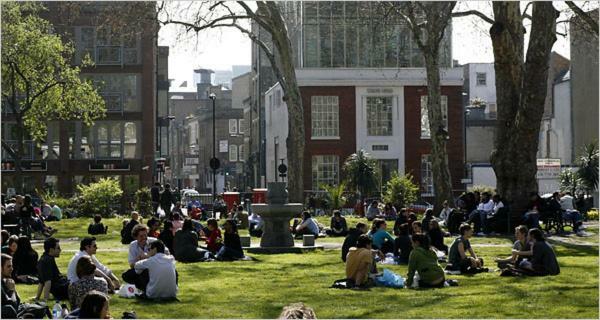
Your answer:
[406,234,446,288]
[446,224,487,274]
[495,225,532,269]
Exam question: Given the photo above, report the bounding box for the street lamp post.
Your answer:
[209,93,219,204]
[463,91,471,192]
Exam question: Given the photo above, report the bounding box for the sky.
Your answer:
[158,1,577,84]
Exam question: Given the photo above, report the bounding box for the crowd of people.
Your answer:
[0,186,577,318]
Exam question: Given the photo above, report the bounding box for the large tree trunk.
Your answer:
[262,2,304,203]
[490,2,558,222]
[424,53,455,211]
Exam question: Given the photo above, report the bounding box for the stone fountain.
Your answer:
[248,182,323,253]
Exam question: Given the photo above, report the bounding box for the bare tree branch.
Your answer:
[452,10,495,24]
[565,1,599,36]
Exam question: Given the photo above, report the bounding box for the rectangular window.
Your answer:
[96,122,122,159]
[476,72,487,86]
[420,95,448,139]
[311,96,339,138]
[238,145,245,162]
[238,119,245,134]
[367,96,393,136]
[312,155,339,190]
[421,154,434,196]
[229,145,238,162]
[372,145,389,151]
[229,119,238,134]
[84,74,140,112]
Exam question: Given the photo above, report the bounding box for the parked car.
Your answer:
[409,201,434,215]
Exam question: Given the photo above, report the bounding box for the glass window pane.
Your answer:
[367,96,393,136]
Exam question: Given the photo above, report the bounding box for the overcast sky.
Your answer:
[158,1,577,84]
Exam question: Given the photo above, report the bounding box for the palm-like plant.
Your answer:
[343,150,380,200]
[320,182,347,212]
[577,141,599,194]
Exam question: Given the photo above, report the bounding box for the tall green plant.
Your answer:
[559,168,582,195]
[343,150,380,200]
[577,141,599,194]
[382,172,418,209]
[135,187,153,217]
[75,178,123,217]
[320,182,347,211]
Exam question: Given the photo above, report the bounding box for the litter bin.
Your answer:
[252,188,268,204]
[222,192,241,212]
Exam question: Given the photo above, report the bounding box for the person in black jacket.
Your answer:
[160,184,175,219]
[158,220,175,254]
[216,220,244,261]
[150,182,161,215]
[519,228,560,276]
[120,212,140,244]
[394,223,412,264]
[327,211,348,237]
[173,219,209,262]
[341,222,367,262]
[12,236,39,283]
[428,220,448,255]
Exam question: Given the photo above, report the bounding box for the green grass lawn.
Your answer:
[14,217,599,318]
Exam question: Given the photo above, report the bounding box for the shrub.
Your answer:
[74,177,123,217]
[135,187,153,217]
[382,172,418,209]
[559,168,583,195]
[37,189,72,209]
[587,209,598,221]
[468,185,496,195]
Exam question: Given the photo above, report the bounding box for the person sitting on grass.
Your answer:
[366,200,381,221]
[394,223,412,264]
[68,256,108,309]
[50,202,62,222]
[341,222,368,262]
[66,290,111,319]
[122,224,170,291]
[200,219,223,255]
[368,219,395,254]
[495,225,531,269]
[293,211,319,239]
[517,228,560,276]
[36,237,69,301]
[88,215,107,235]
[393,208,409,235]
[147,218,161,238]
[438,200,452,227]
[421,209,434,234]
[406,234,446,288]
[12,236,38,284]
[345,234,374,287]
[407,213,418,233]
[158,220,175,254]
[327,210,348,237]
[121,211,140,244]
[67,237,119,291]
[383,203,397,220]
[1,235,18,256]
[2,253,22,319]
[171,213,184,234]
[174,219,209,262]
[446,224,486,274]
[428,220,448,255]
[411,221,423,235]
[133,240,178,300]
[1,230,8,247]
[216,220,244,261]
[248,211,264,237]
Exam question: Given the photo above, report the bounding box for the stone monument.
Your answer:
[251,182,301,248]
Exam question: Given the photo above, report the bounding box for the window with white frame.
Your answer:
[238,145,245,162]
[420,95,448,139]
[311,96,339,138]
[238,119,245,134]
[366,96,393,136]
[421,154,434,195]
[229,119,238,134]
[476,72,487,86]
[229,145,238,162]
[311,155,339,190]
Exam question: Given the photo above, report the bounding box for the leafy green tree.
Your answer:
[1,2,105,192]
[577,141,599,194]
[343,150,380,201]
[320,182,347,212]
[382,172,418,210]
[135,187,154,217]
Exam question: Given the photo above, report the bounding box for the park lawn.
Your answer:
[16,218,599,319]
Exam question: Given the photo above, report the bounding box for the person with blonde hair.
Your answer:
[279,302,316,319]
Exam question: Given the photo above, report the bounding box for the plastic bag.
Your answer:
[118,284,142,298]
[375,269,405,288]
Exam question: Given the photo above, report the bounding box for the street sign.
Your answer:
[536,158,561,179]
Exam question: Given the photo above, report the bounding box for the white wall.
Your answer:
[538,80,572,165]
[469,165,569,196]
[264,84,288,183]
[355,86,405,174]
[467,63,497,110]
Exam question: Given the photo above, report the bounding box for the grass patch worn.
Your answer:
[15,218,599,318]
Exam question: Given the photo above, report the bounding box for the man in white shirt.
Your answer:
[560,192,583,234]
[122,224,170,290]
[66,237,119,290]
[134,240,178,299]
[468,192,494,236]
[294,211,320,238]
[248,212,264,237]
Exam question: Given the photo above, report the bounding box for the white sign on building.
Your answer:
[185,158,199,165]
[219,140,229,153]
[536,159,561,179]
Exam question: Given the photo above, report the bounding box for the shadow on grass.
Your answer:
[552,241,599,256]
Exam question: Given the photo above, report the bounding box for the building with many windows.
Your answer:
[1,2,158,200]
[259,1,462,199]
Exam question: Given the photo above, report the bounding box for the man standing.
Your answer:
[66,237,120,290]
[150,182,161,215]
[122,224,169,291]
[2,253,20,318]
[134,240,178,299]
[35,238,69,301]
[160,184,174,219]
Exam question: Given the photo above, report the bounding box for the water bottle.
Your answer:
[61,304,69,319]
[52,301,61,319]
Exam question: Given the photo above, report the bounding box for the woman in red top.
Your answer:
[201,218,222,254]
